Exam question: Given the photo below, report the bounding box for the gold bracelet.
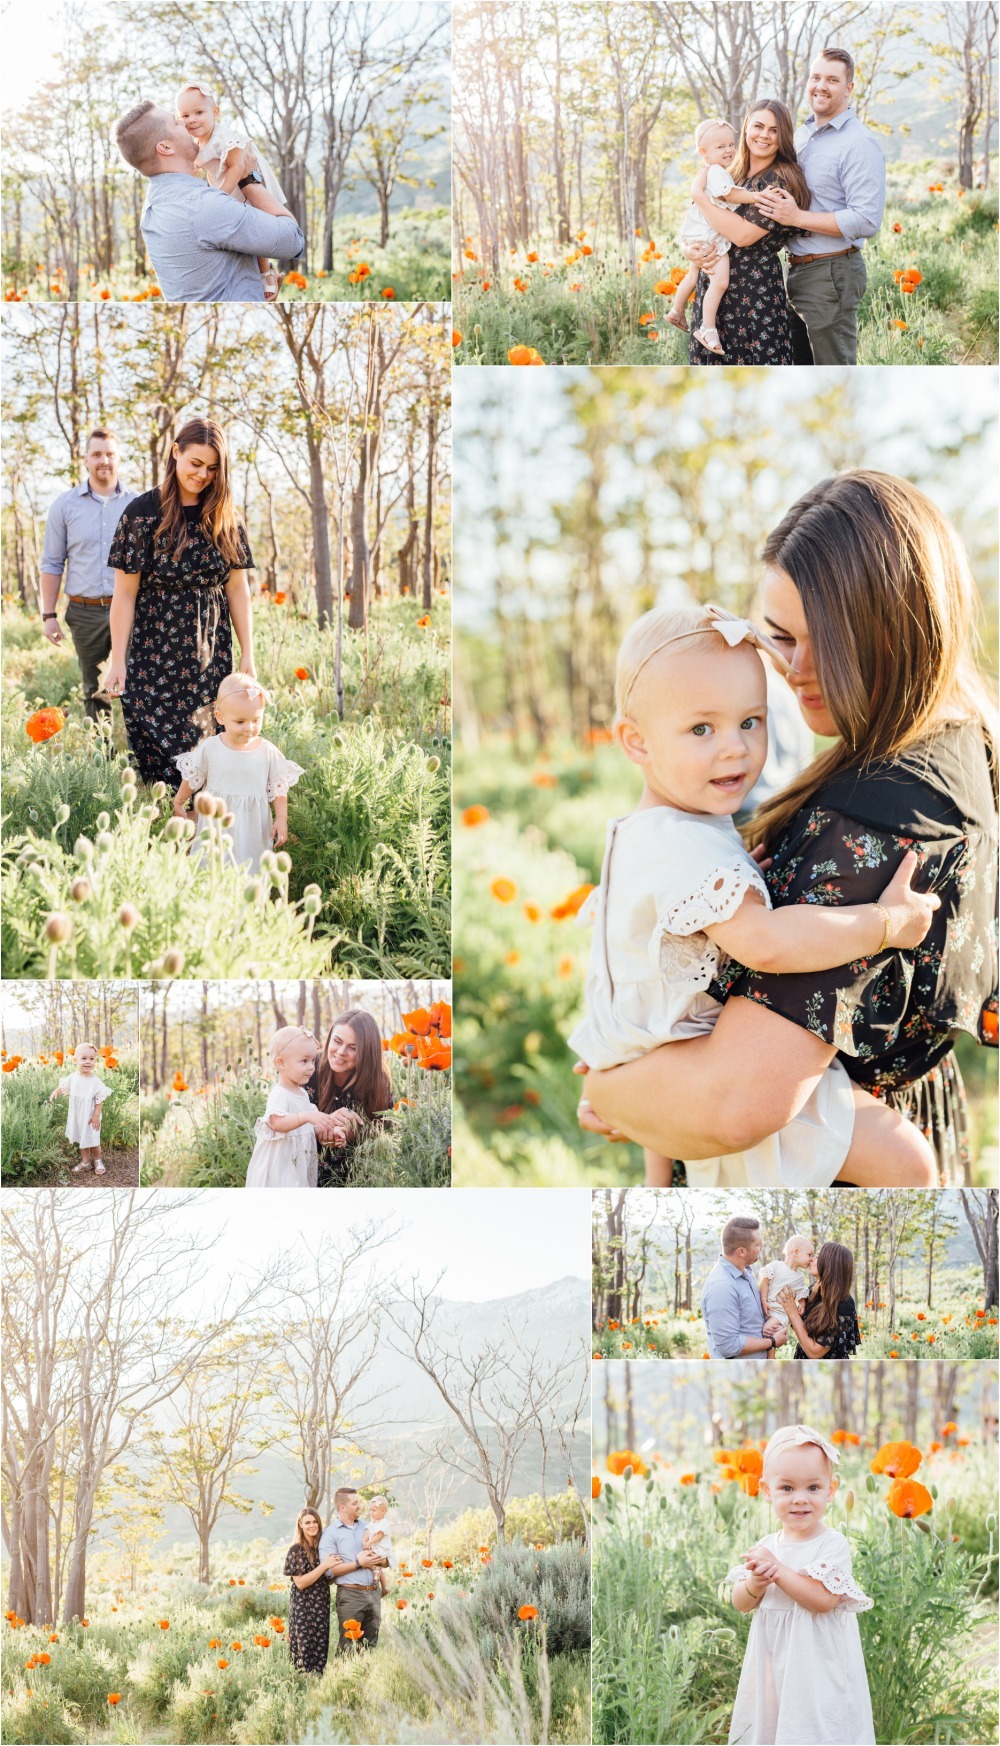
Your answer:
[872,901,891,954]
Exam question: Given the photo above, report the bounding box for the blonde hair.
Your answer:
[175,80,219,114]
[783,1234,812,1266]
[216,673,271,712]
[615,605,718,719]
[762,1423,839,1477]
[695,117,734,147]
[73,1041,99,1057]
[269,1026,318,1069]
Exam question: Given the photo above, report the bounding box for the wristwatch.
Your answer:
[42,612,58,620]
[767,1335,776,1349]
[238,169,264,190]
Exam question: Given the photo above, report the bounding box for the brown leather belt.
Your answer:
[66,595,114,606]
[338,1582,377,1592]
[789,246,859,267]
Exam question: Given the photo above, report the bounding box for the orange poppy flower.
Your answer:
[396,1599,408,1610]
[107,1694,121,1706]
[462,804,490,827]
[893,221,902,232]
[551,883,595,920]
[592,1476,602,1498]
[518,1604,538,1620]
[490,877,518,903]
[273,591,287,604]
[887,1478,933,1518]
[294,667,309,680]
[381,287,395,299]
[523,901,541,922]
[526,251,538,263]
[421,1559,433,1568]
[26,707,66,743]
[507,344,545,365]
[452,330,462,346]
[679,1473,697,1486]
[870,1440,921,1478]
[607,1449,647,1477]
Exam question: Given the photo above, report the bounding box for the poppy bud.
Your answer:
[121,784,138,804]
[121,768,136,785]
[162,949,185,976]
[303,893,321,916]
[96,812,111,832]
[118,905,141,930]
[44,912,73,942]
[243,880,264,903]
[96,832,114,852]
[150,781,167,801]
[164,818,186,841]
[275,851,292,874]
[194,792,217,817]
[303,884,321,899]
[844,1490,855,1512]
[222,811,235,829]
[70,878,91,903]
[55,803,71,825]
[427,756,440,773]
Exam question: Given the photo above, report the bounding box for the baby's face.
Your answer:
[278,1039,318,1085]
[368,1502,387,1522]
[762,1445,835,1533]
[176,89,218,140]
[216,696,265,744]
[787,1242,815,1272]
[700,126,735,167]
[75,1047,98,1074]
[625,641,768,815]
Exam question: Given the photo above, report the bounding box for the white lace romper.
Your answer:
[244,1083,317,1189]
[678,161,736,252]
[755,1260,811,1331]
[175,736,304,874]
[195,120,287,204]
[568,807,855,1187]
[726,1527,874,1745]
[56,1072,110,1148]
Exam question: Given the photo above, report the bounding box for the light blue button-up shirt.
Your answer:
[40,479,137,599]
[140,175,305,302]
[701,1256,767,1360]
[318,1517,378,1588]
[789,107,886,257]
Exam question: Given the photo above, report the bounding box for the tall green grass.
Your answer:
[1,1056,139,1183]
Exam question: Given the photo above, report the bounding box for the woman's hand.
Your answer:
[775,1285,798,1313]
[691,163,708,194]
[749,844,773,872]
[103,660,127,697]
[679,238,721,270]
[878,849,940,949]
[238,653,257,678]
[755,184,803,225]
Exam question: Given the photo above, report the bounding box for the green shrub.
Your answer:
[456,1539,590,1661]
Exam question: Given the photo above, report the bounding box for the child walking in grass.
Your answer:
[244,1028,336,1189]
[570,604,940,1190]
[50,1043,111,1175]
[175,81,286,299]
[173,673,303,874]
[726,1423,874,1744]
[757,1235,815,1358]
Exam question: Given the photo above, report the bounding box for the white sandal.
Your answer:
[94,1160,106,1175]
[694,325,724,355]
[73,1160,90,1172]
[666,310,688,332]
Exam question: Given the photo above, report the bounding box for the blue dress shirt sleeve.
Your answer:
[194,187,305,261]
[40,496,69,575]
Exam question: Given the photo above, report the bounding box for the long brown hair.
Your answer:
[316,1009,392,1119]
[155,417,246,565]
[731,99,811,209]
[294,1507,323,1553]
[802,1241,854,1338]
[754,470,997,850]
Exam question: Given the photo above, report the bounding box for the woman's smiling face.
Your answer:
[761,567,839,739]
[745,108,779,162]
[327,1024,358,1080]
[173,442,219,501]
[300,1513,321,1543]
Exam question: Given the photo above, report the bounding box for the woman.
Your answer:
[283,1508,335,1674]
[584,472,998,1182]
[778,1241,861,1361]
[309,1009,394,1187]
[683,100,807,365]
[105,417,256,786]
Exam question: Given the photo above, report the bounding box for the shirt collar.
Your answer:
[718,1256,746,1279]
[77,478,125,499]
[803,106,854,134]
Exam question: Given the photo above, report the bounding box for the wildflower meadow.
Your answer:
[592,1362,999,1745]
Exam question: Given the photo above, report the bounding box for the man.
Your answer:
[756,48,886,365]
[39,431,136,723]
[318,1487,389,1652]
[112,101,304,302]
[701,1215,788,1360]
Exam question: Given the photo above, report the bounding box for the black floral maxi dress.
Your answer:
[283,1543,330,1674]
[107,488,253,787]
[711,723,998,1181]
[794,1295,862,1361]
[688,169,800,366]
[305,1071,392,1187]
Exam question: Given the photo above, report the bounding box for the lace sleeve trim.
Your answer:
[252,1114,279,1144]
[174,749,207,790]
[802,1557,873,1612]
[724,1565,750,1587]
[663,857,769,938]
[267,756,305,801]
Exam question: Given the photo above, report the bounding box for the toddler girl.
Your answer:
[175,82,287,299]
[364,1497,396,1596]
[570,605,940,1189]
[50,1043,111,1176]
[173,673,303,874]
[667,120,758,355]
[757,1236,814,1358]
[726,1423,874,1744]
[244,1028,336,1188]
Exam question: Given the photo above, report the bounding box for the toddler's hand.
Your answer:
[173,798,189,818]
[272,819,288,845]
[879,849,940,949]
[692,164,708,193]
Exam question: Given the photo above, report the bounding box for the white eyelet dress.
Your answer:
[567,807,855,1186]
[175,735,304,873]
[56,1072,111,1147]
[726,1527,875,1745]
[244,1084,317,1189]
[195,121,287,204]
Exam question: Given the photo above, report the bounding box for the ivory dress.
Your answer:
[244,1084,318,1189]
[175,735,304,873]
[568,807,855,1186]
[678,160,737,251]
[56,1072,110,1148]
[726,1527,874,1745]
[755,1260,811,1332]
[195,121,287,203]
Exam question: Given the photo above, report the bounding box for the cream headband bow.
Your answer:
[763,1423,840,1469]
[621,602,793,711]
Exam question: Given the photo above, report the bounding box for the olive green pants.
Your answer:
[335,1583,381,1651]
[786,252,867,366]
[64,599,112,722]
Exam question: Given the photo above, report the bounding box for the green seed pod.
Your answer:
[260,851,278,872]
[243,879,264,903]
[164,817,186,842]
[118,904,141,930]
[54,803,71,825]
[75,836,94,861]
[303,893,321,916]
[303,883,322,899]
[194,792,218,817]
[44,912,73,943]
[162,949,185,976]
[426,756,440,773]
[121,768,136,785]
[121,784,138,805]
[70,878,91,903]
[844,1490,855,1513]
[150,782,167,801]
[866,1474,876,1493]
[96,832,114,853]
[275,851,292,874]
[623,1465,633,1482]
[915,1518,932,1535]
[96,812,111,832]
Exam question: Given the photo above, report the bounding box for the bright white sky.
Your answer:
[158,1187,589,1307]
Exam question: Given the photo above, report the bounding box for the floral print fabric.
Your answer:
[688,170,800,365]
[107,488,253,786]
[794,1295,862,1360]
[283,1542,330,1673]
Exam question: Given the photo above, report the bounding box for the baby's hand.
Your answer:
[272,819,288,846]
[878,849,940,950]
[173,798,189,818]
[692,163,708,193]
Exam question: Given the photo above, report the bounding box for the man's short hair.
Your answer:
[334,1486,359,1507]
[722,1215,761,1255]
[817,46,855,82]
[114,101,170,175]
[86,429,117,449]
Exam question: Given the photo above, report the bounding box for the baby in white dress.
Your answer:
[173,673,303,874]
[726,1424,874,1745]
[668,119,759,355]
[244,1027,338,1189]
[364,1497,397,1596]
[757,1236,814,1358]
[50,1042,111,1175]
[570,604,940,1189]
[176,82,288,299]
